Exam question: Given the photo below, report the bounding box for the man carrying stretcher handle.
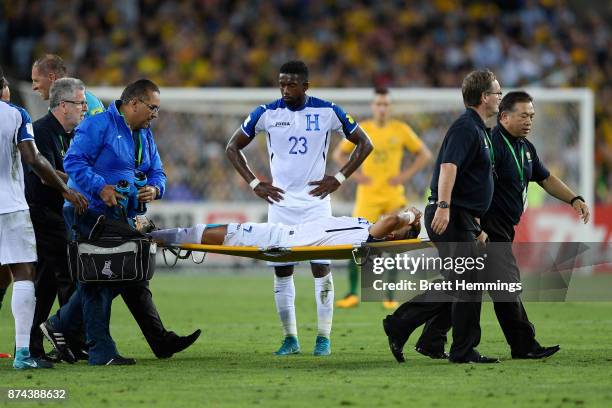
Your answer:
[150,208,422,249]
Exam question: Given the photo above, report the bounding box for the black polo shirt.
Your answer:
[430,108,494,217]
[25,112,73,215]
[484,124,550,226]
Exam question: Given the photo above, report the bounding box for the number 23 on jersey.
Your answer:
[288,136,308,155]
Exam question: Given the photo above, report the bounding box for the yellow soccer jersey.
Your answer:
[340,119,423,202]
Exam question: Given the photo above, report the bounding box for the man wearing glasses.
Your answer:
[40,79,200,365]
[383,70,502,364]
[25,78,89,360]
[30,55,201,362]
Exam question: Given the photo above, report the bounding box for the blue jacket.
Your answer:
[64,100,166,217]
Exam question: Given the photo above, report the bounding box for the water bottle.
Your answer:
[134,171,148,215]
[114,179,130,219]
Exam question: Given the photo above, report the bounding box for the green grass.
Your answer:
[1,271,611,407]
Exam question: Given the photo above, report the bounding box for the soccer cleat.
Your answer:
[274,336,300,355]
[313,336,331,356]
[0,353,12,358]
[39,321,77,364]
[13,348,54,369]
[382,300,399,310]
[335,294,359,309]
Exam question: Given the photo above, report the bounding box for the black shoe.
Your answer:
[415,347,449,360]
[39,321,76,364]
[512,345,560,360]
[156,329,202,359]
[382,317,409,363]
[71,348,89,361]
[449,352,500,364]
[105,355,136,366]
[42,349,63,363]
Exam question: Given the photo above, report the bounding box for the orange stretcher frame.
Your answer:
[159,238,432,265]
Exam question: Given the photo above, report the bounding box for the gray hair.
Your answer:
[49,77,85,109]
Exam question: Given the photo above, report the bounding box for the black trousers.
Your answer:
[29,207,77,357]
[389,204,483,361]
[120,282,180,357]
[415,214,540,356]
[29,206,179,358]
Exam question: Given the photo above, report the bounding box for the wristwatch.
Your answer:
[570,195,584,206]
[437,201,450,209]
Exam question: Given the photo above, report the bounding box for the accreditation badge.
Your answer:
[522,186,528,211]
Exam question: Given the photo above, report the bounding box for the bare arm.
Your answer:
[39,170,68,185]
[430,163,457,235]
[226,128,284,204]
[18,141,88,212]
[309,127,373,198]
[369,207,422,239]
[437,163,457,203]
[336,127,373,179]
[56,170,68,183]
[538,175,590,223]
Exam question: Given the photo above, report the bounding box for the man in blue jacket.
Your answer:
[41,79,199,365]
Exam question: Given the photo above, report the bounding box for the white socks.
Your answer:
[274,274,335,339]
[274,275,297,338]
[150,224,206,244]
[314,273,334,338]
[11,280,35,349]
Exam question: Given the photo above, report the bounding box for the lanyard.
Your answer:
[133,131,143,167]
[501,134,525,186]
[119,107,143,167]
[484,132,495,164]
[57,134,67,156]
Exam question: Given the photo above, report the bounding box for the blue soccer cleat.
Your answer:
[274,336,300,355]
[13,348,53,369]
[313,336,331,356]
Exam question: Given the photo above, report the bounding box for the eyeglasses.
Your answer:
[138,98,160,114]
[486,91,503,98]
[63,100,88,107]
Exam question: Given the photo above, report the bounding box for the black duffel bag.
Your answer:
[67,215,156,284]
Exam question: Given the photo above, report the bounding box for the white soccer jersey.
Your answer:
[0,101,34,214]
[223,216,372,248]
[241,96,359,207]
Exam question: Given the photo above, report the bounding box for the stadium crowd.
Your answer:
[1,0,611,201]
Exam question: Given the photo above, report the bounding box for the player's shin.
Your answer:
[150,224,206,244]
[314,273,334,338]
[274,275,297,338]
[11,280,36,350]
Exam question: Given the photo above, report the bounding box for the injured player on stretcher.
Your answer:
[150,207,422,248]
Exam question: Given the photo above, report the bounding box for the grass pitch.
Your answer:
[1,270,611,407]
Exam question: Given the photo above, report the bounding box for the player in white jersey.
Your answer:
[151,208,421,251]
[0,67,87,369]
[227,61,373,356]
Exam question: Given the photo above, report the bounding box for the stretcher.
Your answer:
[159,238,432,266]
